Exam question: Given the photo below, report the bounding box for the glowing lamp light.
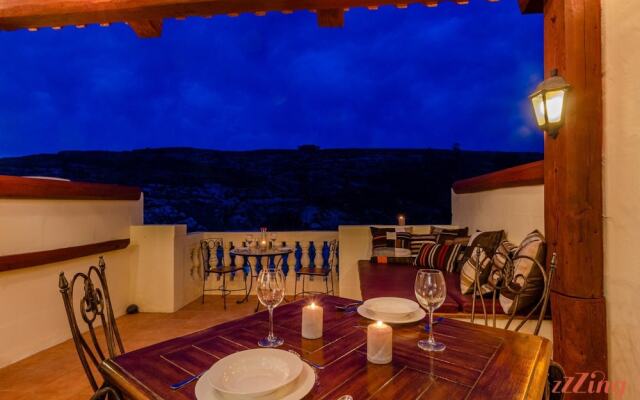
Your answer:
[529,69,571,139]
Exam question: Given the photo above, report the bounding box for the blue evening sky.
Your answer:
[0,1,542,157]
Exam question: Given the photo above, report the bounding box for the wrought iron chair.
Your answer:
[293,240,337,298]
[58,256,123,400]
[470,248,564,399]
[201,238,247,310]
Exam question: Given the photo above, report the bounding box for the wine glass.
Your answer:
[269,233,277,249]
[256,269,286,347]
[415,269,447,352]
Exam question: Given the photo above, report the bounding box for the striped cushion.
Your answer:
[414,242,463,272]
[460,246,493,295]
[500,231,546,315]
[370,227,394,249]
[482,240,518,293]
[395,231,412,249]
[410,234,437,256]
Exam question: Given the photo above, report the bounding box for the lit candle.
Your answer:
[367,321,392,364]
[397,214,406,226]
[301,302,323,339]
[260,239,268,250]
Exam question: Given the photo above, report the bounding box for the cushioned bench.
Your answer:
[358,260,505,314]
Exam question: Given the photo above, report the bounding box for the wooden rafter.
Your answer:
[0,0,500,36]
[518,0,543,14]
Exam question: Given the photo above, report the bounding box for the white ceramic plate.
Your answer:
[206,349,303,398]
[357,304,426,324]
[196,361,315,400]
[363,297,420,319]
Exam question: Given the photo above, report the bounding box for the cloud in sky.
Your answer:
[0,1,543,157]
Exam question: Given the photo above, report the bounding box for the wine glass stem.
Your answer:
[268,306,275,341]
[428,309,435,344]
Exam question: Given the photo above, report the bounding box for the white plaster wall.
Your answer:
[0,198,142,255]
[338,225,435,300]
[129,225,191,313]
[0,198,142,368]
[602,3,640,397]
[451,186,544,243]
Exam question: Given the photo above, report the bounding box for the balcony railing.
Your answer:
[187,231,339,295]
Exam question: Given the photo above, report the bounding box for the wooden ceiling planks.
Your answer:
[0,0,499,36]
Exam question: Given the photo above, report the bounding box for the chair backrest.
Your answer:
[328,240,338,271]
[58,256,124,391]
[201,238,224,273]
[471,248,556,336]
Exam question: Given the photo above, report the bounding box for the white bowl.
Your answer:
[363,297,420,319]
[206,349,303,398]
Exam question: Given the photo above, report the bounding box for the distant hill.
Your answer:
[0,147,542,231]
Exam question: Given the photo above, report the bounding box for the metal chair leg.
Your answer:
[222,273,227,311]
[330,270,335,295]
[202,272,207,304]
[325,273,329,294]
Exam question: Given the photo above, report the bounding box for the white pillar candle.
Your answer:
[367,321,392,364]
[397,214,406,226]
[301,302,323,339]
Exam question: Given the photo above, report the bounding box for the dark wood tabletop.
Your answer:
[101,295,551,400]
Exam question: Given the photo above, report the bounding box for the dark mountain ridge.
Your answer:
[0,147,543,231]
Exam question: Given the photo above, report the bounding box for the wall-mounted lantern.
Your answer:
[529,69,571,139]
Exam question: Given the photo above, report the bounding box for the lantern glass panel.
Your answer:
[545,89,566,124]
[531,92,546,127]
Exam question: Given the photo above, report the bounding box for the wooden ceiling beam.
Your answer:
[518,0,543,14]
[317,8,344,28]
[0,0,483,32]
[128,18,163,38]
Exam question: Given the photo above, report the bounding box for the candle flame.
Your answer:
[310,302,316,308]
[376,320,384,327]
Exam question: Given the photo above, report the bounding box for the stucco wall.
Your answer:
[0,197,142,368]
[602,2,640,396]
[451,186,544,243]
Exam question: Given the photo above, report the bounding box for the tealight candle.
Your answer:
[367,321,392,364]
[301,302,323,339]
[260,239,268,250]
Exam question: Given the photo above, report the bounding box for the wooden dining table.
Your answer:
[101,295,551,400]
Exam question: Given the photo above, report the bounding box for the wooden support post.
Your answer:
[543,0,607,394]
[128,19,163,38]
[316,9,344,28]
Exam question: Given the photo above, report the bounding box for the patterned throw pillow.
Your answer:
[394,231,412,249]
[481,240,518,293]
[370,227,394,249]
[432,226,469,244]
[459,247,492,295]
[410,234,437,256]
[458,230,505,269]
[414,242,463,272]
[500,230,546,315]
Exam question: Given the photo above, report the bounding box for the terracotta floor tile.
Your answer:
[0,296,256,399]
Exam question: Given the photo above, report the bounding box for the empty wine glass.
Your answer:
[256,269,286,347]
[415,269,447,352]
[269,233,277,249]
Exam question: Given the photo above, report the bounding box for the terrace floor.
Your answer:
[0,295,256,400]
